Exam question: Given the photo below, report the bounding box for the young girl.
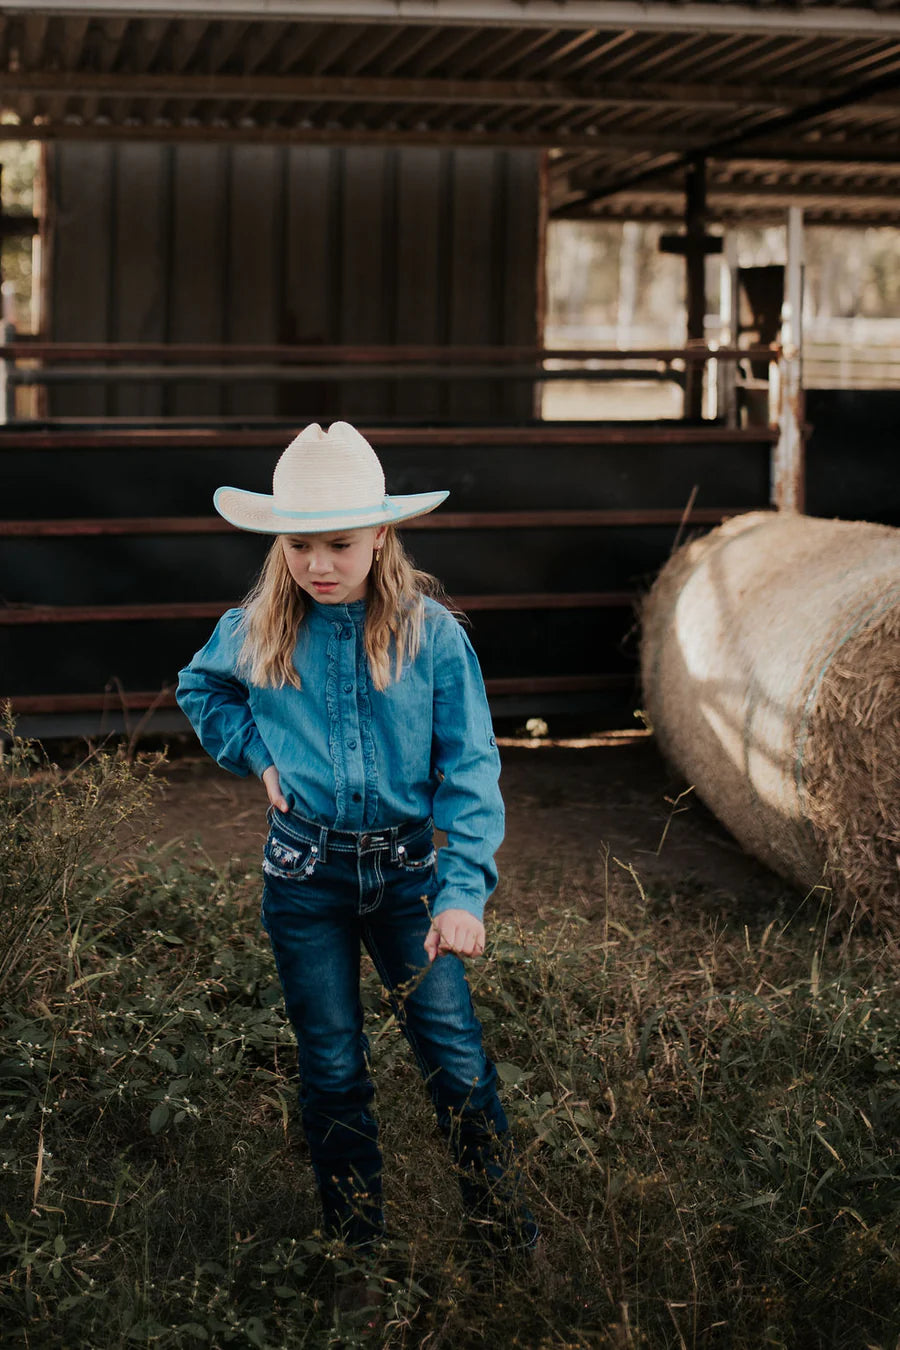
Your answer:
[176,420,536,1257]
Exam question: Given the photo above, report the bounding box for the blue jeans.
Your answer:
[260,808,526,1248]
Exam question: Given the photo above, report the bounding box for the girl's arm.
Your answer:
[430,615,505,929]
[176,609,275,781]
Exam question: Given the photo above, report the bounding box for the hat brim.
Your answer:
[214,487,449,535]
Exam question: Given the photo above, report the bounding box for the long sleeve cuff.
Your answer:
[244,741,276,780]
[430,888,487,922]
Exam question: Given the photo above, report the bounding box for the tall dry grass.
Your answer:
[2,725,899,1348]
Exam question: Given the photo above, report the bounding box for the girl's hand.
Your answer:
[424,909,486,963]
[262,764,289,813]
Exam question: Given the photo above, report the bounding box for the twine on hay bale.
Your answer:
[640,510,900,921]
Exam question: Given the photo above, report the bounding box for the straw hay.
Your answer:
[640,511,900,922]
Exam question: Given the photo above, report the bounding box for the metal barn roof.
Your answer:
[2,1,900,224]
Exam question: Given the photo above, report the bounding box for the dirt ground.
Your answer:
[151,732,792,922]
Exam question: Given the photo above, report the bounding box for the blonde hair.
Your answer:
[237,527,447,692]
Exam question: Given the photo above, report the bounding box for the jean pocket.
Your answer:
[262,832,320,881]
[394,836,437,873]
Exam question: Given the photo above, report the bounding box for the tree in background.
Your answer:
[0,137,40,333]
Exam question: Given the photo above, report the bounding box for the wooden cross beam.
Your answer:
[658,231,723,256]
[657,157,722,420]
[0,215,37,239]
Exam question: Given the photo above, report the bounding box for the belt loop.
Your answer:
[317,824,329,863]
[389,824,399,862]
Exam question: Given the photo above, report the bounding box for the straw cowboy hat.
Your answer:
[214,421,448,534]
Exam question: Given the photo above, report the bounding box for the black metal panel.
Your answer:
[1,428,769,519]
[1,419,775,729]
[2,523,690,608]
[1,605,638,701]
[805,390,900,527]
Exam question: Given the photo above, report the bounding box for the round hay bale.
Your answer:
[640,510,900,919]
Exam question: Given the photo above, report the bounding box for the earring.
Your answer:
[375,547,382,563]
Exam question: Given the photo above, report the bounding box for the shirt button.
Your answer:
[342,629,352,640]
[352,792,362,802]
[343,684,353,693]
[347,739,357,750]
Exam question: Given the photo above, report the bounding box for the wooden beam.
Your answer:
[7,69,899,115]
[5,112,896,166]
[557,140,900,181]
[0,214,38,238]
[0,341,776,364]
[0,602,229,624]
[0,424,777,449]
[0,508,737,538]
[0,119,705,152]
[730,138,900,168]
[0,591,638,625]
[4,674,631,715]
[484,675,630,695]
[553,196,900,227]
[4,691,181,714]
[7,362,689,385]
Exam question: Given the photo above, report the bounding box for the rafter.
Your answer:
[5,68,900,116]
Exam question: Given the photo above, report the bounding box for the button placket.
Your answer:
[340,616,365,826]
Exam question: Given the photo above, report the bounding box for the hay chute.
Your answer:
[640,511,900,919]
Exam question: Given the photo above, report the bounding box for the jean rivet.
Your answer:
[311,845,318,853]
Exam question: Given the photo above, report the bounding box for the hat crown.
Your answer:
[272,421,385,516]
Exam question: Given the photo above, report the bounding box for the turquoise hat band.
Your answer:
[271,498,394,520]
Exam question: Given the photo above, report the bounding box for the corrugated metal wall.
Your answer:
[47,142,540,420]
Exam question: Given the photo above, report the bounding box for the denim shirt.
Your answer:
[176,596,504,921]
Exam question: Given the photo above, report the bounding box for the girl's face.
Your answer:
[281,526,387,605]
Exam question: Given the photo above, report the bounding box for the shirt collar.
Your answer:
[305,597,368,627]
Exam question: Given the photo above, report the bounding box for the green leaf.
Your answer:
[496,1061,530,1086]
[149,1103,170,1134]
[150,1047,179,1072]
[243,1318,267,1348]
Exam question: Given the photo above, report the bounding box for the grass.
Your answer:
[2,724,900,1349]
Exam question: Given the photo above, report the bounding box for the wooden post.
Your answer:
[718,232,738,427]
[684,157,707,421]
[659,156,722,422]
[0,168,11,424]
[772,205,805,512]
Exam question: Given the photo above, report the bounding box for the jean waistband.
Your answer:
[267,807,432,863]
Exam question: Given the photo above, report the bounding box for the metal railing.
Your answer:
[0,338,781,423]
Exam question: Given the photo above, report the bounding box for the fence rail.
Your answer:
[0,507,737,539]
[0,339,781,423]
